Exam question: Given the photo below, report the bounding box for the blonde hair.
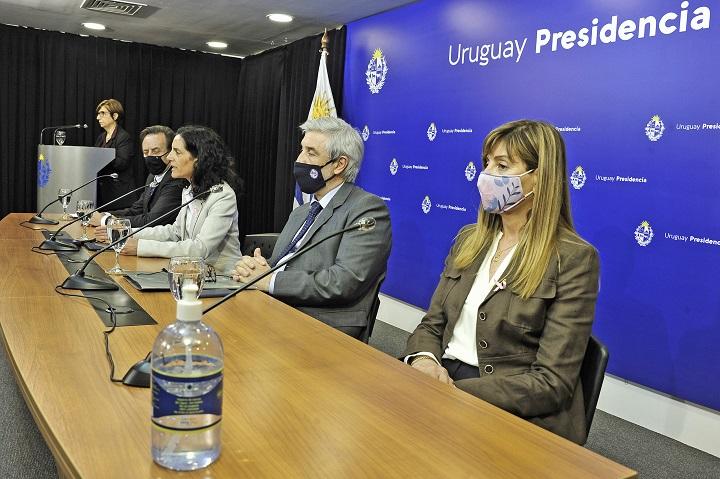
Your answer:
[453,119,582,299]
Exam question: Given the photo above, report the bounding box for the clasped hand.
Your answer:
[232,248,271,291]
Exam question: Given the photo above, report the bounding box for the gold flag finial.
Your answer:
[320,28,329,52]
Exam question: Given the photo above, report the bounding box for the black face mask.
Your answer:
[144,154,167,175]
[293,159,337,194]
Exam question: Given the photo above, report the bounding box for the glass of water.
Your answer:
[168,256,206,301]
[106,218,131,275]
[58,188,72,220]
[76,200,94,240]
[54,130,66,146]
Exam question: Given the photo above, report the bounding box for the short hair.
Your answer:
[139,125,175,151]
[176,125,240,196]
[299,117,364,182]
[95,99,124,121]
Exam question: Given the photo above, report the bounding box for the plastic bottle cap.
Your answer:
[177,284,202,322]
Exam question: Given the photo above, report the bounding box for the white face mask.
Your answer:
[476,169,535,214]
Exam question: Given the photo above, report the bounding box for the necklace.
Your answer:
[492,242,517,263]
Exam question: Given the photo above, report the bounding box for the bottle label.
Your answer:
[152,355,223,430]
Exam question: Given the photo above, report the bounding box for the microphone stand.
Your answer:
[28,173,117,226]
[39,123,87,145]
[39,181,153,251]
[60,185,220,291]
[121,217,377,387]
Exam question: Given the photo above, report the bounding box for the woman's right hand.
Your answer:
[94,226,109,243]
[411,356,454,385]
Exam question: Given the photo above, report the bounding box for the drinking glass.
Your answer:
[76,200,94,241]
[58,188,72,220]
[54,130,66,146]
[167,256,206,301]
[106,218,131,275]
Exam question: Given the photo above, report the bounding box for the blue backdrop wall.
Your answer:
[343,0,719,411]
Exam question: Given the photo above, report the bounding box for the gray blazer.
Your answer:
[271,182,392,330]
[135,181,242,273]
[404,229,600,444]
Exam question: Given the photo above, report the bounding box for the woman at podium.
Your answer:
[94,98,135,208]
[118,125,243,274]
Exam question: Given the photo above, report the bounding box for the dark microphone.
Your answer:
[204,216,377,315]
[28,173,119,226]
[39,179,158,251]
[121,215,377,388]
[40,123,88,144]
[60,184,224,291]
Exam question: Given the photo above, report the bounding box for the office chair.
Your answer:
[580,335,610,440]
[243,233,280,258]
[359,273,386,344]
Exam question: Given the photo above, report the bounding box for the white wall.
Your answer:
[377,293,720,458]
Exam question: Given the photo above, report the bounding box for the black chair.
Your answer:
[359,273,386,344]
[243,233,280,258]
[580,335,610,439]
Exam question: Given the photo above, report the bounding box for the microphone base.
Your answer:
[39,239,79,251]
[29,215,59,225]
[61,273,118,291]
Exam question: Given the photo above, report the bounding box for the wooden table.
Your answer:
[0,213,637,478]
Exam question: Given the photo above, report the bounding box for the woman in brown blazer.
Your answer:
[403,119,600,444]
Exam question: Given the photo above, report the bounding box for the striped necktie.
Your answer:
[272,201,323,266]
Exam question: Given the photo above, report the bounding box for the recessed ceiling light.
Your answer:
[82,22,106,31]
[206,41,228,49]
[267,13,293,23]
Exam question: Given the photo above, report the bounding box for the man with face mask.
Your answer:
[91,125,185,228]
[232,117,392,339]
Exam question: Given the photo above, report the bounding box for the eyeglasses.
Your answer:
[97,111,109,117]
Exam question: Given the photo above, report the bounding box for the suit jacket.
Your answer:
[95,125,136,208]
[403,228,600,444]
[135,181,242,273]
[270,183,392,330]
[105,172,186,227]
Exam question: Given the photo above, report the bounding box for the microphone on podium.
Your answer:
[39,123,88,144]
[60,184,224,291]
[121,216,377,388]
[28,173,118,226]
[39,178,155,251]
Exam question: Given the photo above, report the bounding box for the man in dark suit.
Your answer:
[232,117,392,339]
[91,125,185,228]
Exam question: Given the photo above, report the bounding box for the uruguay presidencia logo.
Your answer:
[645,115,665,142]
[366,49,388,94]
[635,220,654,246]
[389,158,399,175]
[464,161,477,181]
[361,125,370,141]
[37,152,52,187]
[427,122,437,142]
[421,195,432,214]
[570,165,586,190]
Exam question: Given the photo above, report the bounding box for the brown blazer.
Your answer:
[404,229,600,444]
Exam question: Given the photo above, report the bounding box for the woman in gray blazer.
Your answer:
[403,120,600,444]
[119,125,242,273]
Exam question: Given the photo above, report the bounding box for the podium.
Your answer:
[36,145,116,214]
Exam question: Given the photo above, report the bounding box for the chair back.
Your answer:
[243,233,280,258]
[580,335,609,437]
[359,273,386,344]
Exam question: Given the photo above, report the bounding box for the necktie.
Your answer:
[273,201,323,266]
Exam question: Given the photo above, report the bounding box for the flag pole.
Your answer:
[320,28,329,54]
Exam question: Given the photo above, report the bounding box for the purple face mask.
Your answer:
[476,169,535,214]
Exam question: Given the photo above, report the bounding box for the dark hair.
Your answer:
[176,125,240,196]
[139,125,175,151]
[96,99,124,122]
